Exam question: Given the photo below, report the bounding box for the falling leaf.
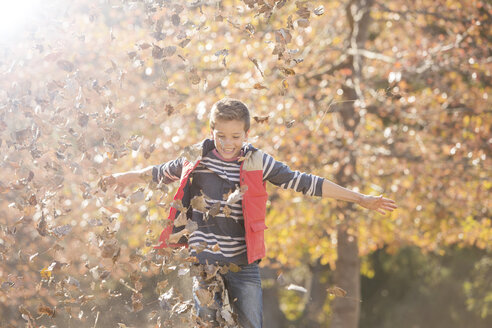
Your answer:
[162,46,177,57]
[52,224,72,237]
[253,83,268,90]
[238,150,252,162]
[57,60,74,72]
[282,79,289,89]
[191,195,208,213]
[287,283,307,293]
[245,23,255,35]
[296,19,310,28]
[211,243,220,252]
[249,57,265,78]
[132,292,143,312]
[129,189,145,203]
[152,45,163,59]
[314,6,325,16]
[171,14,180,26]
[185,220,198,234]
[327,286,347,297]
[168,228,188,244]
[170,199,185,212]
[207,202,221,217]
[100,239,120,258]
[36,215,48,237]
[253,115,270,124]
[228,263,241,273]
[187,67,201,85]
[38,304,55,318]
[222,205,232,217]
[279,67,295,76]
[195,288,213,306]
[226,185,248,205]
[40,267,52,279]
[173,211,187,227]
[285,120,296,128]
[179,38,191,48]
[275,28,292,44]
[29,252,39,262]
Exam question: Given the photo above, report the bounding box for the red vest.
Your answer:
[155,149,268,264]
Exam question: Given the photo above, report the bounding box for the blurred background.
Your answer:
[0,0,490,327]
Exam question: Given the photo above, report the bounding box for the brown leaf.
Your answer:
[314,6,325,16]
[249,57,265,78]
[152,45,163,59]
[253,83,268,90]
[296,19,310,28]
[168,228,188,244]
[170,199,185,212]
[173,211,187,227]
[100,239,120,258]
[226,185,248,205]
[207,202,221,218]
[245,23,255,35]
[57,60,74,72]
[195,288,213,306]
[238,150,252,163]
[162,46,177,57]
[253,115,270,124]
[285,119,296,128]
[179,39,191,48]
[171,14,180,26]
[38,304,56,318]
[191,195,208,213]
[279,67,296,76]
[222,205,232,217]
[327,286,347,297]
[211,243,220,252]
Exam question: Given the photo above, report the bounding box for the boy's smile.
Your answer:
[211,119,248,160]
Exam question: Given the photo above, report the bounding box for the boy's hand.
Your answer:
[358,195,397,215]
[99,173,132,194]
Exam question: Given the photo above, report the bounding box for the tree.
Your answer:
[0,0,490,327]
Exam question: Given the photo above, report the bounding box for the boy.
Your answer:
[104,98,397,327]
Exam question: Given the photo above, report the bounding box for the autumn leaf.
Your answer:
[222,205,232,217]
[287,283,307,293]
[226,185,248,205]
[211,243,220,252]
[37,304,56,318]
[207,202,221,218]
[279,67,295,76]
[253,115,270,124]
[285,119,296,128]
[327,286,348,297]
[314,6,325,16]
[191,194,208,213]
[173,211,187,227]
[253,83,268,90]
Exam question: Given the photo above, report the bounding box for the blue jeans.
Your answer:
[193,262,263,328]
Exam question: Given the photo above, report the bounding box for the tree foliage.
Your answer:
[0,0,490,327]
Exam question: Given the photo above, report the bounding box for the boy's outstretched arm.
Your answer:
[321,179,397,215]
[101,166,154,193]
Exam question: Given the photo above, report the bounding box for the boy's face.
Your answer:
[211,119,248,160]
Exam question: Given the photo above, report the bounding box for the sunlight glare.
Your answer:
[0,0,43,39]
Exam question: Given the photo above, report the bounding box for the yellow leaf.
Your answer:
[40,267,52,279]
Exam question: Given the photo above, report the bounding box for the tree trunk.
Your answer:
[330,0,374,327]
[261,266,289,328]
[331,225,360,328]
[299,260,332,328]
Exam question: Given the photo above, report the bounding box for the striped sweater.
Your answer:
[153,144,324,265]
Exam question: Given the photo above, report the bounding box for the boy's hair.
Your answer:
[209,98,250,132]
